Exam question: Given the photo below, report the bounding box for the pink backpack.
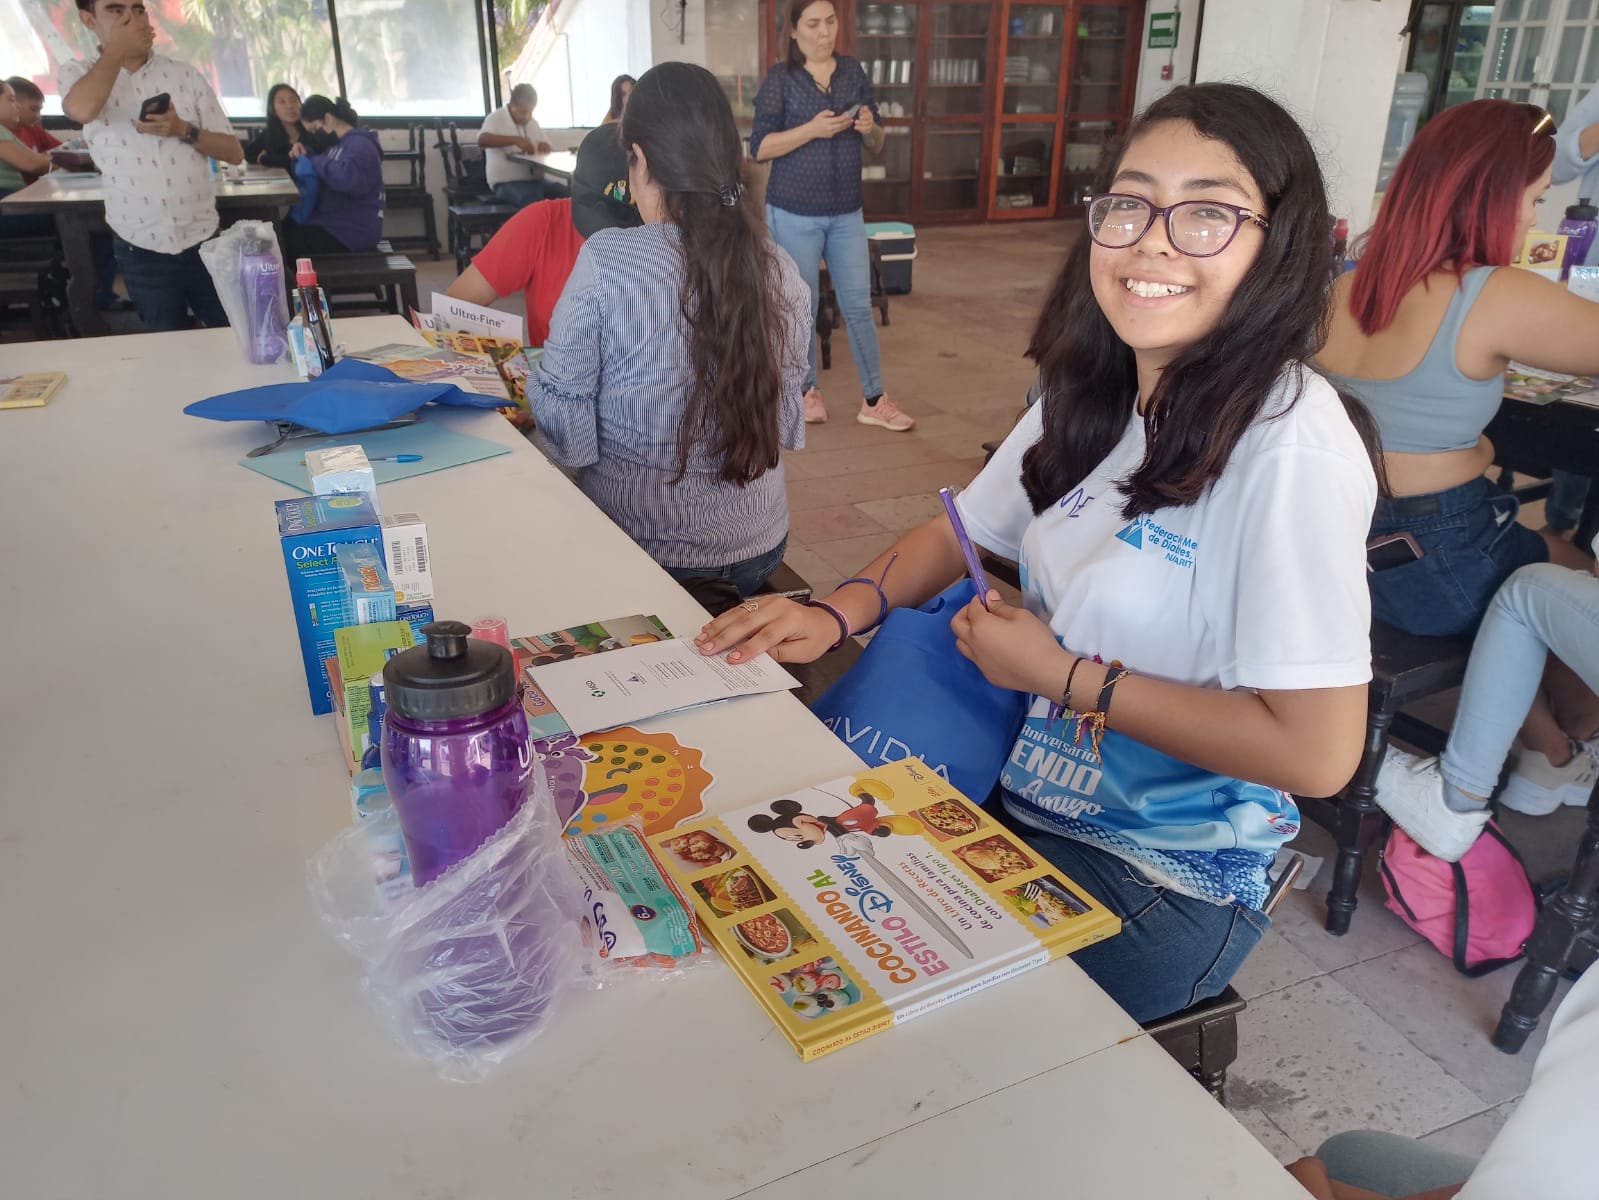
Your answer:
[1379,823,1537,976]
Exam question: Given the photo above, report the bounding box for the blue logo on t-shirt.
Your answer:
[1113,515,1196,568]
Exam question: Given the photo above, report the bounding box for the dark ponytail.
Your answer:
[621,63,790,487]
[299,94,359,126]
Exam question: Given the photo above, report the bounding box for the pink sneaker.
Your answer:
[803,387,828,424]
[857,393,915,432]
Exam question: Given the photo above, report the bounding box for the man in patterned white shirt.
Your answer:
[61,0,243,331]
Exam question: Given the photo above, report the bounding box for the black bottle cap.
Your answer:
[382,620,516,721]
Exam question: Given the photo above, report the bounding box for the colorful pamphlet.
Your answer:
[1513,230,1566,279]
[650,759,1121,1061]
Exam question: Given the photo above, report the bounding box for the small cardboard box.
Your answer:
[381,512,433,605]
[275,494,382,714]
[335,541,397,625]
[332,621,415,769]
[306,444,378,512]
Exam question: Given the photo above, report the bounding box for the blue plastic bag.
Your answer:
[183,359,507,433]
[289,153,322,226]
[810,581,1028,803]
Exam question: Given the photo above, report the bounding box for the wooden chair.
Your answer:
[381,123,440,262]
[1143,854,1304,1103]
[435,120,515,273]
[1494,770,1599,1052]
[1296,624,1470,934]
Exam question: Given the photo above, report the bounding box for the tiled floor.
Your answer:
[55,228,1578,1170]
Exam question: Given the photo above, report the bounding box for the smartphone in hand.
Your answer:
[939,487,993,608]
[138,93,171,121]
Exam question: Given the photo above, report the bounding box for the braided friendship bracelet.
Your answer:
[805,598,851,652]
[1069,661,1133,762]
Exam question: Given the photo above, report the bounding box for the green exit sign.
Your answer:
[1149,11,1180,49]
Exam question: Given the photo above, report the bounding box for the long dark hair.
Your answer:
[621,63,790,486]
[606,74,635,122]
[786,0,835,68]
[1023,82,1380,517]
[299,95,360,127]
[261,83,304,155]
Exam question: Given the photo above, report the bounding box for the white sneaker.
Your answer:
[1375,747,1489,863]
[1500,745,1598,815]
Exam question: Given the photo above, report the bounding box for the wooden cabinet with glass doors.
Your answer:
[987,0,1147,219]
[757,0,1145,223]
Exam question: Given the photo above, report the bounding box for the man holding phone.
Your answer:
[60,0,243,331]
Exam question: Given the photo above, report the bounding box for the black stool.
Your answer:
[1494,772,1599,1052]
[1296,622,1470,934]
[381,123,441,262]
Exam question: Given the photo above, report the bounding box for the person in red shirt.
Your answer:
[4,77,61,184]
[444,123,639,346]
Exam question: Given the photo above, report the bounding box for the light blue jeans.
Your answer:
[1442,563,1599,797]
[766,204,884,398]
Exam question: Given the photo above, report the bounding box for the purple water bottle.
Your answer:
[381,621,531,887]
[238,238,288,364]
[1558,199,1597,281]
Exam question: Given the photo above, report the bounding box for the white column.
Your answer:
[1180,0,1410,231]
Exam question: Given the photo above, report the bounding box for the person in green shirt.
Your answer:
[0,79,56,236]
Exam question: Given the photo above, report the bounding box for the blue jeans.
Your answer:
[1002,812,1270,1022]
[1443,563,1599,797]
[766,204,884,397]
[1546,469,1593,535]
[1368,475,1548,637]
[113,237,228,332]
[664,536,788,599]
[1316,1131,1477,1194]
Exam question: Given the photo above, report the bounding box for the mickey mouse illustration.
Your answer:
[746,792,893,849]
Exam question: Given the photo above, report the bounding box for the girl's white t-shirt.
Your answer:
[956,366,1377,905]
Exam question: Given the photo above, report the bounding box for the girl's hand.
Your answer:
[807,109,855,140]
[288,141,309,159]
[853,105,876,135]
[694,595,838,665]
[950,592,1069,696]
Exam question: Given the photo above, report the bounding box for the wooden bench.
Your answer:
[312,239,419,317]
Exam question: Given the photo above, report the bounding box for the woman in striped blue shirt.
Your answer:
[529,63,811,597]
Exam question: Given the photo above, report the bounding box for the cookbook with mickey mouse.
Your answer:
[649,758,1120,1061]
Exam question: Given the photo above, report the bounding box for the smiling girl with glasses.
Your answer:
[698,83,1382,1022]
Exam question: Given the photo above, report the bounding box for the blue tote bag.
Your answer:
[809,581,1029,802]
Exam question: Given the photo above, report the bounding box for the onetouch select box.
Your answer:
[275,493,382,714]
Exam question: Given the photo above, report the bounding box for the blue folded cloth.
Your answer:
[183,358,507,433]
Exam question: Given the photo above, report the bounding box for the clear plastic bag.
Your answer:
[308,761,587,1081]
[199,220,290,365]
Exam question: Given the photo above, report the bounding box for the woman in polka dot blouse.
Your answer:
[751,0,916,432]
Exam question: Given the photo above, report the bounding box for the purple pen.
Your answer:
[938,486,991,607]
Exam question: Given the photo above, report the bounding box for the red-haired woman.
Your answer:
[1319,100,1595,642]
